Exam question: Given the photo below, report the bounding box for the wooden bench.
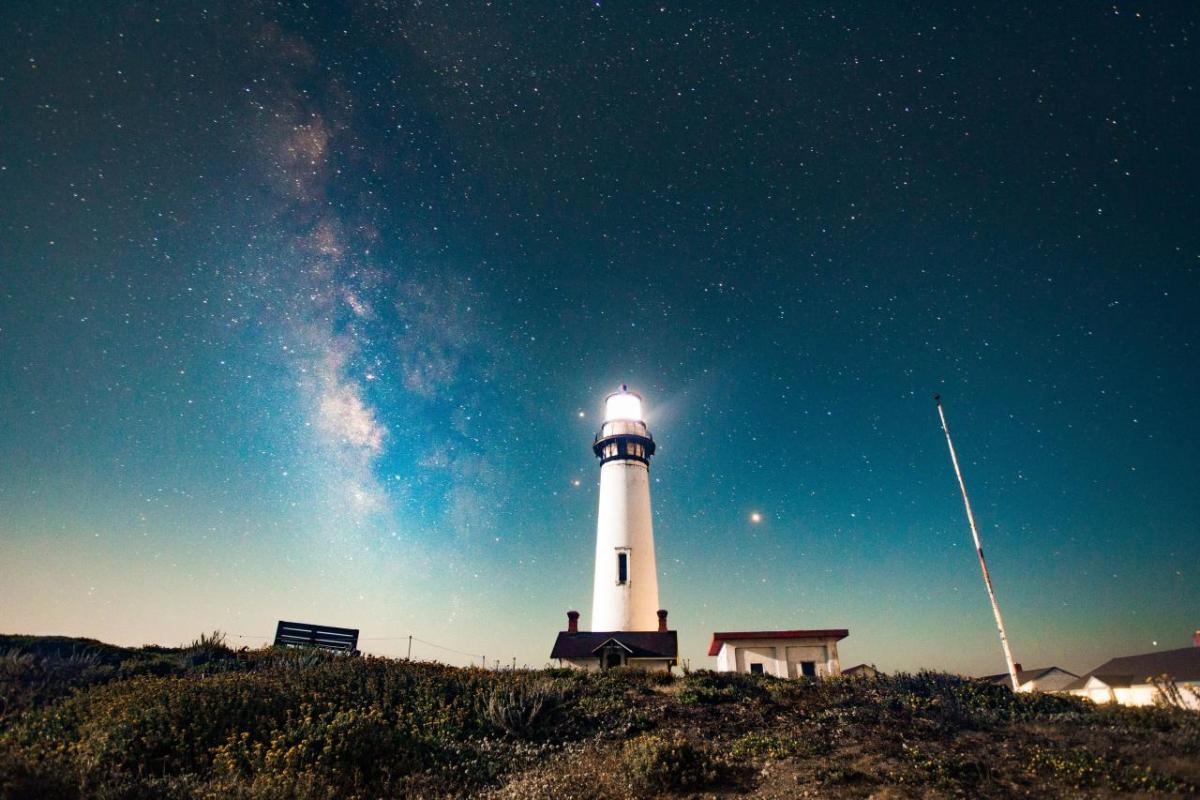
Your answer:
[273,621,360,654]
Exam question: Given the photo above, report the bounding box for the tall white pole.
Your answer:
[935,394,1021,691]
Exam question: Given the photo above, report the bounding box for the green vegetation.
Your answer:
[2,634,1198,798]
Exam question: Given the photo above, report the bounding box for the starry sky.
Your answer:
[1,2,1197,675]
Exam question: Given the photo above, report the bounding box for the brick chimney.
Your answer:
[566,610,579,633]
[657,609,669,632]
[1193,630,1200,647]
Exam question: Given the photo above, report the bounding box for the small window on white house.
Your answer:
[617,552,628,584]
[750,663,764,675]
[801,661,816,677]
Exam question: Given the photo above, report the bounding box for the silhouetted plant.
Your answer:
[484,679,562,738]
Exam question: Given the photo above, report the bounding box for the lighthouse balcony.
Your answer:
[593,432,656,464]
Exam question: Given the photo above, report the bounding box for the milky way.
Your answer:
[1,3,1197,673]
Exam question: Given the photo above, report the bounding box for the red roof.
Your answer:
[707,629,849,657]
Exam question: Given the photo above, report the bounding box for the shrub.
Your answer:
[645,670,675,687]
[0,741,76,800]
[623,733,720,793]
[677,670,768,705]
[728,731,832,760]
[1024,743,1193,792]
[1,671,300,793]
[181,631,235,671]
[815,764,874,786]
[895,741,993,789]
[484,679,562,738]
[868,671,1086,732]
[248,705,420,794]
[0,647,116,721]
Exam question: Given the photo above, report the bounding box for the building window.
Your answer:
[617,552,628,584]
[801,661,816,677]
[749,663,764,675]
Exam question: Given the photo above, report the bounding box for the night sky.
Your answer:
[2,2,1197,675]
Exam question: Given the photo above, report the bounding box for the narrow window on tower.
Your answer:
[617,551,628,584]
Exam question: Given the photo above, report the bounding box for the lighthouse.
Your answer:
[550,385,677,671]
[590,386,660,631]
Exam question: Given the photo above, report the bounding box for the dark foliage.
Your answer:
[1,637,1198,798]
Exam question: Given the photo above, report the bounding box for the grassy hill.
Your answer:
[1,633,1198,798]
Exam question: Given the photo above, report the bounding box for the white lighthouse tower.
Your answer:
[590,386,661,631]
[550,385,677,671]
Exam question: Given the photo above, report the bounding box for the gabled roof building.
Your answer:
[842,663,879,679]
[1062,637,1200,709]
[551,610,677,672]
[980,664,1079,693]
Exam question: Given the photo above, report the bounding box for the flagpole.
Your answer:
[935,394,1021,691]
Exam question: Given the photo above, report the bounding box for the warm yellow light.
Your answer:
[604,391,643,422]
[749,512,763,523]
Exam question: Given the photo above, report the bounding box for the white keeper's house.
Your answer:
[708,629,848,678]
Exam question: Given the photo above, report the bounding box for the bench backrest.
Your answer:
[273,621,359,653]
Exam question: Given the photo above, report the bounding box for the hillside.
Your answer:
[1,634,1197,798]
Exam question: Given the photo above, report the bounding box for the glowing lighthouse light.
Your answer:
[604,389,643,422]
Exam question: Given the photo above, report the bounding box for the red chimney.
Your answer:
[567,610,579,633]
[657,609,669,632]
[1193,630,1200,647]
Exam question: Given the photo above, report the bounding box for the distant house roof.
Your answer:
[980,666,1078,686]
[1062,646,1200,692]
[707,629,849,657]
[550,631,678,660]
[842,663,879,677]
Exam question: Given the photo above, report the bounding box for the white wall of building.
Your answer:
[714,637,842,678]
[1073,678,1200,709]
